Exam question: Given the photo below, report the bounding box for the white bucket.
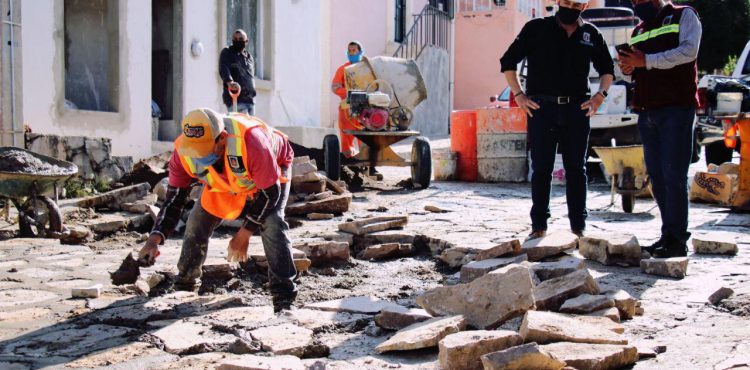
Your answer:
[433,151,457,181]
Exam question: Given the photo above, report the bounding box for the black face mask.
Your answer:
[634,2,659,23]
[231,40,247,51]
[557,6,582,25]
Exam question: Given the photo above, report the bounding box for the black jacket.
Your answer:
[219,47,257,106]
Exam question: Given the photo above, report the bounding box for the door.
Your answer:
[152,0,183,141]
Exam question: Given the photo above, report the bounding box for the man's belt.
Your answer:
[530,95,589,105]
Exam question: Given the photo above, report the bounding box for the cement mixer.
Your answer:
[322,56,432,189]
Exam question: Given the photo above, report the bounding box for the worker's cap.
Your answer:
[177,108,225,158]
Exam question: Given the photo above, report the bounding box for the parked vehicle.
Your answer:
[695,40,750,165]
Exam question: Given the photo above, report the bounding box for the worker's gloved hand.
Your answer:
[138,234,162,267]
[227,227,252,263]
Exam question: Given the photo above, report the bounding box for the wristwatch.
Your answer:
[597,90,608,98]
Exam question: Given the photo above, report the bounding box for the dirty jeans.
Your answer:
[637,106,694,244]
[176,179,296,297]
[528,98,591,232]
[226,102,255,115]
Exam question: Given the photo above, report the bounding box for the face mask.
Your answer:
[348,52,362,64]
[194,152,219,167]
[557,6,581,25]
[634,2,659,23]
[231,40,247,51]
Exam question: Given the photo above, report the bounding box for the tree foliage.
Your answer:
[675,0,750,72]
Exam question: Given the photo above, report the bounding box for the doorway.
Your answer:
[151,0,182,141]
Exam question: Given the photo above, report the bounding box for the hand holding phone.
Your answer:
[616,43,632,55]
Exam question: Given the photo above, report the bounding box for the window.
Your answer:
[64,0,119,112]
[395,0,406,43]
[226,0,272,81]
[458,0,505,13]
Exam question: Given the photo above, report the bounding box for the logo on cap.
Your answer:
[183,124,205,138]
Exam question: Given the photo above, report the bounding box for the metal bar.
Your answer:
[8,0,18,147]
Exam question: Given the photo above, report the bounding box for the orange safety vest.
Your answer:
[175,114,287,219]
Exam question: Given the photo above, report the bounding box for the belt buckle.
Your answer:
[557,96,570,104]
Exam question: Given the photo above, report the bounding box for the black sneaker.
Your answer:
[642,236,666,255]
[651,238,688,258]
[272,291,298,313]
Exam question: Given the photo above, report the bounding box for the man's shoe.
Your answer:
[651,238,688,258]
[642,236,666,255]
[368,167,383,181]
[272,291,298,313]
[525,230,546,242]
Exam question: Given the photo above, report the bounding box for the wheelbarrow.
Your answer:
[0,147,78,237]
[592,145,651,213]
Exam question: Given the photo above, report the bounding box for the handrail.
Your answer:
[393,5,451,60]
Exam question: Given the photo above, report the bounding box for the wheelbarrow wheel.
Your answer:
[622,194,635,213]
[16,196,63,238]
[323,134,341,181]
[411,137,432,189]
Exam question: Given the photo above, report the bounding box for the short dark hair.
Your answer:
[348,41,362,52]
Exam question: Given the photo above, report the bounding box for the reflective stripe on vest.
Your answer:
[630,24,680,45]
[224,117,256,191]
[182,155,221,191]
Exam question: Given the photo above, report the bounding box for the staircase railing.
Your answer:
[393,5,451,60]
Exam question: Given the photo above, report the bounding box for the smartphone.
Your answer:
[616,43,632,54]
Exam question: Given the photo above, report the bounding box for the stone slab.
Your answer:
[531,256,587,282]
[294,241,350,265]
[579,234,641,266]
[460,254,528,283]
[338,216,408,236]
[541,342,638,370]
[374,307,432,330]
[417,264,535,329]
[2,324,135,357]
[286,193,352,216]
[250,323,314,357]
[534,268,600,311]
[438,330,523,370]
[481,343,566,370]
[359,243,413,260]
[283,309,371,331]
[522,231,579,262]
[217,355,305,370]
[304,296,402,314]
[605,290,637,320]
[520,311,628,345]
[640,257,689,279]
[375,315,466,353]
[692,233,738,255]
[559,294,615,314]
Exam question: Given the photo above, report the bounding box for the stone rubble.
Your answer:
[358,243,414,260]
[293,240,350,265]
[374,307,432,330]
[708,287,735,305]
[559,294,615,314]
[304,296,403,314]
[417,264,535,329]
[338,216,409,236]
[692,233,739,255]
[522,231,579,262]
[605,290,638,320]
[459,254,528,283]
[579,234,642,266]
[481,343,566,370]
[541,342,639,370]
[530,256,587,282]
[374,315,466,353]
[534,268,600,312]
[438,330,523,370]
[520,311,628,345]
[640,257,689,279]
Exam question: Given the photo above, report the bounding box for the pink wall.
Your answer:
[454,8,523,110]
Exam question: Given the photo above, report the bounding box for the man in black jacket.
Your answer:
[500,0,614,241]
[219,29,257,114]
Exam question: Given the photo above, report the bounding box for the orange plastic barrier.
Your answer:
[450,110,478,182]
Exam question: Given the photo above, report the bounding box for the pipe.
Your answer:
[8,0,18,147]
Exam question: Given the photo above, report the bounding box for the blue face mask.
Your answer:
[194,152,220,167]
[348,52,362,64]
[634,2,659,23]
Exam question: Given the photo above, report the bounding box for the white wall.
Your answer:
[182,0,224,116]
[21,1,152,159]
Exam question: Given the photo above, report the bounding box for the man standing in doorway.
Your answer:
[331,41,365,158]
[619,0,702,257]
[500,0,614,240]
[219,29,257,115]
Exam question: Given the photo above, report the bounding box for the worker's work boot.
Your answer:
[368,167,383,181]
[525,229,546,242]
[272,291,298,313]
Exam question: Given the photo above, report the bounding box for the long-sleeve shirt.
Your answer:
[219,47,257,106]
[645,8,702,70]
[500,16,615,97]
[150,127,293,241]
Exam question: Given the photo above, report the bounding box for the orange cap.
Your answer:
[177,108,225,157]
